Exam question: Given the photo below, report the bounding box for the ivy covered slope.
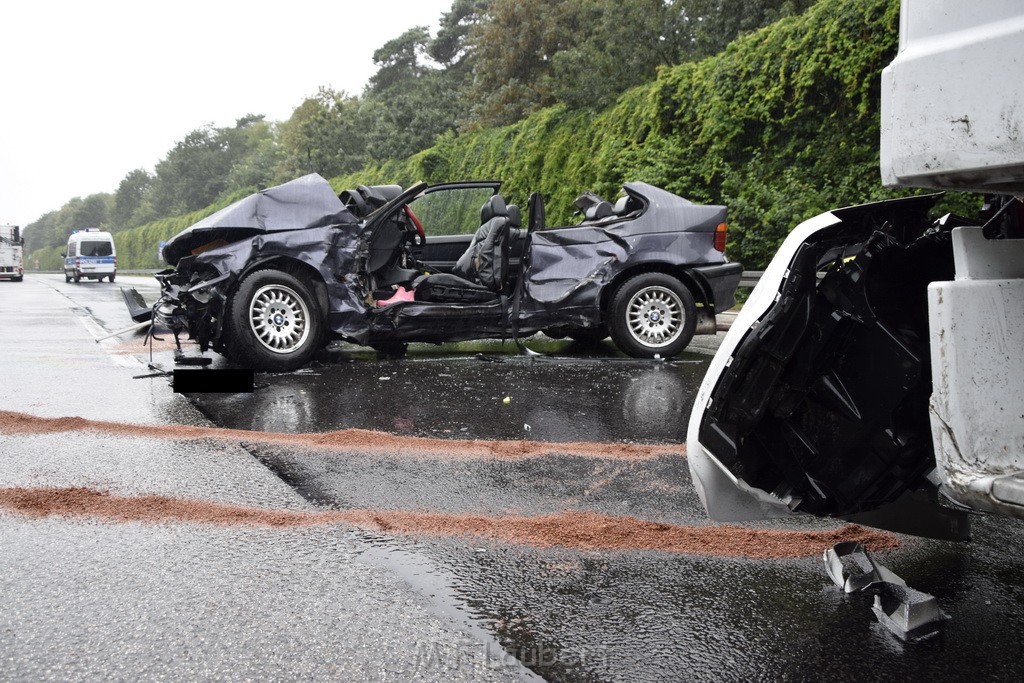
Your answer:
[104,0,900,271]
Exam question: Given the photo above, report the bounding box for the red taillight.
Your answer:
[113,256,117,267]
[714,223,728,252]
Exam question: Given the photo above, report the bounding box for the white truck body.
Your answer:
[882,0,1024,519]
[880,0,1024,195]
[0,225,24,281]
[688,0,1024,538]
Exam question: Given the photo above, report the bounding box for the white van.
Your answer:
[64,229,117,283]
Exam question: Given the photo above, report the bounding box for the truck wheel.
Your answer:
[109,274,116,283]
[608,273,696,358]
[65,272,71,283]
[223,269,323,372]
[73,272,80,283]
[12,275,23,282]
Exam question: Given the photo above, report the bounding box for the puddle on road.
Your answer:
[186,352,708,445]
[351,533,543,681]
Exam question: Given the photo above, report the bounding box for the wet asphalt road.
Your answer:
[4,274,1024,681]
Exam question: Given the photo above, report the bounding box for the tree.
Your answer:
[549,0,676,109]
[277,88,367,179]
[464,0,579,127]
[22,211,59,253]
[226,118,283,191]
[362,23,467,160]
[461,0,818,127]
[22,193,113,254]
[368,27,432,94]
[670,0,818,59]
[111,169,153,230]
[148,115,271,215]
[428,0,490,67]
[75,193,112,230]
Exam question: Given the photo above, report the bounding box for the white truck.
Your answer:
[0,225,25,282]
[688,0,1024,541]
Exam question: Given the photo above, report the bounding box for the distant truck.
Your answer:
[689,0,1024,540]
[63,229,117,283]
[0,224,24,282]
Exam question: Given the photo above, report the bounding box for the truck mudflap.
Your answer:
[687,194,974,541]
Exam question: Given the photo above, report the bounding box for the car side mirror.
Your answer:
[61,253,66,258]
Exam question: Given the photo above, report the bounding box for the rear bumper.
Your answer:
[691,262,742,311]
[72,267,116,276]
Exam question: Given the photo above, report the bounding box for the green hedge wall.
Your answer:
[39,0,958,272]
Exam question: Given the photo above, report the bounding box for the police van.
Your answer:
[64,229,117,283]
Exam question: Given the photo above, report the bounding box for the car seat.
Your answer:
[413,195,511,303]
[584,201,613,221]
[612,194,643,217]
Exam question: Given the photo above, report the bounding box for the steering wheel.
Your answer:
[403,205,426,247]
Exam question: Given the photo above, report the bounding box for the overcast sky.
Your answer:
[0,0,454,228]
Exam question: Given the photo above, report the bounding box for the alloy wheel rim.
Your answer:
[248,284,310,354]
[626,285,684,348]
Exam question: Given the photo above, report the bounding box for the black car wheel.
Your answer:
[609,273,696,358]
[224,269,323,372]
[65,272,71,283]
[73,272,80,283]
[109,274,116,283]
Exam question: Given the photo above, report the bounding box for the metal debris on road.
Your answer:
[824,541,949,642]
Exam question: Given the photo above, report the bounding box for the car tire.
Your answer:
[109,274,116,283]
[65,272,71,283]
[73,273,80,283]
[608,273,697,358]
[12,275,23,282]
[223,269,323,372]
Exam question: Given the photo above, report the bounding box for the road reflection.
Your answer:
[189,342,710,444]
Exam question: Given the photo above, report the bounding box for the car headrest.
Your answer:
[480,195,508,223]
[507,204,521,228]
[613,196,630,215]
[584,201,613,221]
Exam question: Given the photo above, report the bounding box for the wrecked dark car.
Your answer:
[127,174,740,371]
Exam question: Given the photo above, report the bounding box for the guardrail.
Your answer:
[740,270,764,288]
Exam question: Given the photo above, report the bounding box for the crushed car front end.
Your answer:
[151,253,241,353]
[687,194,977,540]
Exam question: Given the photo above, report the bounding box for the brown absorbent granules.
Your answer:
[0,410,682,460]
[0,487,900,558]
[0,486,313,528]
[108,338,199,355]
